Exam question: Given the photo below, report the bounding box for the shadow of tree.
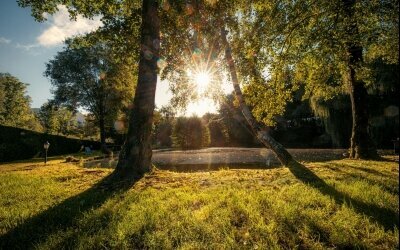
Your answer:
[323,164,399,195]
[287,161,399,231]
[0,170,141,249]
[342,164,394,177]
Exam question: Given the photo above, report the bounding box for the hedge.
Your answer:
[0,125,101,162]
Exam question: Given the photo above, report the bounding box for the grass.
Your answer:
[0,156,398,249]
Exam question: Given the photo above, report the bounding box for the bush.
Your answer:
[172,117,210,149]
[0,125,100,162]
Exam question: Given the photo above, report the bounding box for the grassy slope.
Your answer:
[0,157,398,249]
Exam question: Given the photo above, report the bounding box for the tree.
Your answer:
[172,116,209,149]
[220,27,295,165]
[0,73,40,131]
[242,0,398,159]
[152,107,175,148]
[158,0,296,166]
[37,102,75,135]
[18,0,155,177]
[45,40,135,153]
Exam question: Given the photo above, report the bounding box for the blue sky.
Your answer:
[0,0,104,108]
[0,0,220,115]
[0,0,60,108]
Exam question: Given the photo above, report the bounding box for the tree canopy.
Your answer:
[45,38,136,147]
[0,73,40,130]
[18,0,399,169]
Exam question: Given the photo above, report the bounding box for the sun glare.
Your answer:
[187,68,213,94]
[194,71,211,89]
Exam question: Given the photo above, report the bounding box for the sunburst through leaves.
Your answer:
[185,46,220,95]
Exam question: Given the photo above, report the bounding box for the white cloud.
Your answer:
[37,5,102,47]
[0,37,11,44]
[15,43,40,51]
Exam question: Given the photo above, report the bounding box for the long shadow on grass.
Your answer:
[324,164,399,195]
[0,170,140,249]
[288,161,399,231]
[343,164,395,177]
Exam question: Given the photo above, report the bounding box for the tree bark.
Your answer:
[116,0,160,174]
[343,0,378,159]
[98,80,111,155]
[98,112,110,154]
[220,28,295,166]
[99,115,106,148]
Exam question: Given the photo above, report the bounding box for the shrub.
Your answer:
[0,125,100,162]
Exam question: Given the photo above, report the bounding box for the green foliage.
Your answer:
[0,73,41,131]
[37,102,76,135]
[0,158,398,248]
[243,79,293,126]
[45,38,136,144]
[224,0,398,128]
[172,116,210,149]
[46,39,135,116]
[153,109,174,148]
[152,108,175,148]
[309,59,399,148]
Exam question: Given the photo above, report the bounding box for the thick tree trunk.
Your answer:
[343,0,378,159]
[220,28,295,166]
[116,0,160,174]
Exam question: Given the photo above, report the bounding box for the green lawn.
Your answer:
[0,156,398,249]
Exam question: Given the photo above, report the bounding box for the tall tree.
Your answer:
[220,28,294,165]
[343,0,376,158]
[243,0,398,159]
[0,73,40,131]
[45,40,135,152]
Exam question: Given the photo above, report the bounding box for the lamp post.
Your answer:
[44,141,50,164]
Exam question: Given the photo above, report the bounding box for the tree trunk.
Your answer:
[116,0,160,174]
[99,115,106,148]
[98,113,111,155]
[98,80,111,155]
[343,0,378,159]
[220,28,295,166]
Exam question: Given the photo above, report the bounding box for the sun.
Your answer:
[194,71,211,88]
[185,46,219,95]
[187,69,212,94]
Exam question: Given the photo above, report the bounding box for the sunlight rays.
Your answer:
[194,71,211,87]
[187,68,213,94]
[184,41,222,96]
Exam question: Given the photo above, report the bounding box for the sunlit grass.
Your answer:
[0,150,104,172]
[0,157,398,249]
